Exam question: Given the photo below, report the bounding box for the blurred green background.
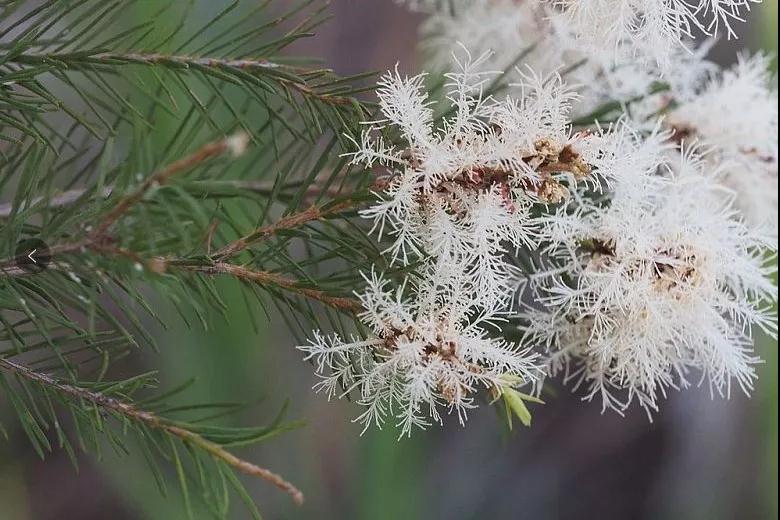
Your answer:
[0,1,777,519]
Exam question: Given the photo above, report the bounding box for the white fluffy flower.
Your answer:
[526,127,777,416]
[300,50,598,435]
[570,41,716,125]
[352,50,594,309]
[668,53,779,236]
[399,0,718,121]
[416,0,556,76]
[299,271,541,435]
[554,0,761,68]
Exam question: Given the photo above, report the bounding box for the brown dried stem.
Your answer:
[13,52,355,107]
[0,357,304,505]
[214,200,355,260]
[1,136,241,274]
[90,135,241,239]
[180,262,362,313]
[0,134,363,312]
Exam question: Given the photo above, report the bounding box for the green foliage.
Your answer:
[0,0,380,516]
[0,356,302,518]
[0,0,370,146]
[501,388,544,429]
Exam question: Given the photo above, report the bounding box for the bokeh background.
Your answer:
[0,1,777,519]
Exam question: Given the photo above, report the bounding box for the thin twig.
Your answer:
[90,135,244,238]
[214,200,355,260]
[13,52,355,107]
[0,241,89,276]
[0,133,363,312]
[0,245,362,313]
[182,262,362,313]
[0,265,27,277]
[0,357,304,505]
[0,187,113,219]
[0,180,292,219]
[0,180,352,219]
[0,135,244,275]
[93,53,355,106]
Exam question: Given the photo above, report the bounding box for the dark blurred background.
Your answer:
[0,1,777,519]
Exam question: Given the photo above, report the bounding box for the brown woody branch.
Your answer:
[0,180,294,219]
[1,135,242,275]
[0,180,354,220]
[0,133,363,312]
[0,357,304,505]
[92,53,356,106]
[13,52,355,107]
[90,134,245,238]
[214,200,355,260]
[178,262,362,313]
[0,187,114,219]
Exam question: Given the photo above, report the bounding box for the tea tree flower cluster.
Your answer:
[668,54,779,235]
[554,0,760,68]
[300,271,540,435]
[298,0,776,432]
[398,0,725,119]
[525,132,777,415]
[414,0,556,76]
[354,53,592,307]
[298,51,598,433]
